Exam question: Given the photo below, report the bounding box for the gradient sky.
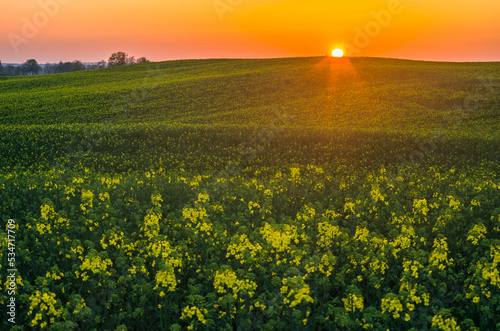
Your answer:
[1,0,500,63]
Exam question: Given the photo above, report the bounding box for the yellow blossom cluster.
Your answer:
[476,245,500,288]
[317,221,342,248]
[142,210,161,238]
[431,313,461,331]
[45,270,64,280]
[402,259,424,279]
[447,195,461,210]
[466,223,487,245]
[354,226,370,242]
[151,192,163,207]
[80,188,94,213]
[154,268,178,292]
[148,239,183,274]
[98,191,110,201]
[290,167,300,178]
[429,237,453,271]
[465,285,487,303]
[318,254,336,276]
[79,254,113,277]
[260,222,302,252]
[226,234,262,262]
[248,201,260,215]
[182,207,212,237]
[390,225,418,258]
[196,192,210,204]
[342,293,364,313]
[40,203,56,220]
[213,269,257,299]
[296,205,316,222]
[413,199,429,216]
[100,230,126,250]
[281,277,314,308]
[28,291,62,328]
[381,294,403,319]
[181,305,208,325]
[370,184,386,203]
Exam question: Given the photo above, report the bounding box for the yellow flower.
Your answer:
[290,167,300,178]
[447,195,461,210]
[431,313,461,331]
[181,306,208,324]
[429,237,453,271]
[343,293,364,313]
[213,269,257,299]
[381,294,403,319]
[281,277,314,308]
[413,199,429,216]
[154,269,178,292]
[151,192,163,207]
[196,192,209,204]
[80,254,113,276]
[466,224,487,246]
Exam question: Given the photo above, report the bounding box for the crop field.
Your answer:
[1,57,500,330]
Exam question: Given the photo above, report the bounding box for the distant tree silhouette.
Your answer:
[126,56,135,65]
[108,52,130,67]
[22,59,41,75]
[0,60,3,75]
[42,63,56,74]
[3,65,15,76]
[136,57,150,64]
[54,61,85,73]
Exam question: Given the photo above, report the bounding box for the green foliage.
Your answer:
[1,58,500,329]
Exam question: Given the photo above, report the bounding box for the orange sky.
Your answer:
[1,0,499,63]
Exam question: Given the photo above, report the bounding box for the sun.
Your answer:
[331,48,344,57]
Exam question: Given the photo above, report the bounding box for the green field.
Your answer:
[1,57,500,330]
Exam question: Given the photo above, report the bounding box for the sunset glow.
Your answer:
[1,0,500,63]
[332,49,344,58]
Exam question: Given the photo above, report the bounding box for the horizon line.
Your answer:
[4,55,500,66]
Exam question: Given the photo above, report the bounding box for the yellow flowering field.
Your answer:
[1,164,499,330]
[1,57,500,329]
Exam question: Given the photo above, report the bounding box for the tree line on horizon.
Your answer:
[0,52,150,76]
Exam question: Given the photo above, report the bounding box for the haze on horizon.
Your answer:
[1,0,500,64]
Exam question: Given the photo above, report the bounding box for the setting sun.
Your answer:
[332,48,344,57]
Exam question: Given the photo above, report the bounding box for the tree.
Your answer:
[108,52,129,67]
[126,56,135,65]
[53,60,85,74]
[70,60,84,72]
[22,59,40,75]
[54,61,68,73]
[0,60,3,75]
[43,63,57,74]
[136,57,150,64]
[4,65,15,76]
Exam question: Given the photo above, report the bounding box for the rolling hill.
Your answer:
[1,57,499,172]
[1,57,500,330]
